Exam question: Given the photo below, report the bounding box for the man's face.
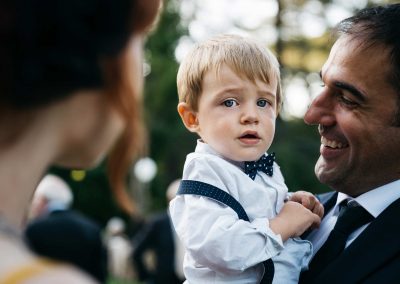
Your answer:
[304,36,400,196]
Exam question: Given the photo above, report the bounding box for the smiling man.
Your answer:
[300,3,400,284]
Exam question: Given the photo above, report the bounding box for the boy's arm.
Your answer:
[269,200,321,242]
[270,190,324,241]
[170,193,284,272]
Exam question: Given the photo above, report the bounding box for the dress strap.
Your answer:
[0,258,57,284]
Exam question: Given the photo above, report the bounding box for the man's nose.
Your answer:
[304,92,335,126]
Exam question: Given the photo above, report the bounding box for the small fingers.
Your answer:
[310,212,322,229]
[313,203,325,218]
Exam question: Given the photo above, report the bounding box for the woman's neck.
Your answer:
[0,116,59,229]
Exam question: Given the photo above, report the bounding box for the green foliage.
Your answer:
[143,0,194,212]
[271,118,330,194]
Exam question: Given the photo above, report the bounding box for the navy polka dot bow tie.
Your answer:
[244,153,275,180]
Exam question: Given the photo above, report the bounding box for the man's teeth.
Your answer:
[321,137,348,149]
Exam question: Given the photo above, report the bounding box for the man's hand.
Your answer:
[289,191,324,218]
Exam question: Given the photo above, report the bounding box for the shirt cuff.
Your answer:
[285,192,293,201]
[252,218,285,258]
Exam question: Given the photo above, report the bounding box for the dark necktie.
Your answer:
[244,153,275,180]
[301,200,374,282]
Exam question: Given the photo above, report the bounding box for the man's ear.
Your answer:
[177,102,199,133]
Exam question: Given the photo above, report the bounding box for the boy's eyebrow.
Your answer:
[217,86,276,98]
[319,70,366,102]
[258,90,276,97]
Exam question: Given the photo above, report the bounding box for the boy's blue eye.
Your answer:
[257,99,268,107]
[223,99,237,107]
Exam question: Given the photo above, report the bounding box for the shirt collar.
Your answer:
[336,179,400,218]
[194,140,245,169]
[194,140,219,156]
[194,140,271,171]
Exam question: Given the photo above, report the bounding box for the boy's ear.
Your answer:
[177,102,199,133]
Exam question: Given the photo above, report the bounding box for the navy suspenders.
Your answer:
[177,179,274,284]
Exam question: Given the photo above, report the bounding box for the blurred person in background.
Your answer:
[133,179,185,284]
[104,217,135,281]
[25,174,108,283]
[0,0,161,282]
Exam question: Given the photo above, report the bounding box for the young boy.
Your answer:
[169,34,323,283]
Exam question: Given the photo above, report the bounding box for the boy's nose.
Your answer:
[241,105,259,124]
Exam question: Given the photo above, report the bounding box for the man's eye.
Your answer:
[223,99,237,107]
[339,94,357,106]
[257,99,269,107]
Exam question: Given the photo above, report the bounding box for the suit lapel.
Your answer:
[318,192,337,217]
[315,197,400,282]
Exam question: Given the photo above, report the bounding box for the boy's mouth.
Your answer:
[241,134,258,139]
[239,132,260,142]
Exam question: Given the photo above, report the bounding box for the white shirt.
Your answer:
[171,214,185,279]
[307,179,400,257]
[169,141,312,284]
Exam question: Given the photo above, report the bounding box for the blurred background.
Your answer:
[44,0,396,282]
[50,0,395,244]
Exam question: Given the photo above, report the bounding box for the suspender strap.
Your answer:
[178,180,250,221]
[177,179,274,284]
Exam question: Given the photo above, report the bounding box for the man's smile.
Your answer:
[321,136,349,149]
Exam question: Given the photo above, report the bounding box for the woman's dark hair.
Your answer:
[0,0,161,215]
[0,0,140,107]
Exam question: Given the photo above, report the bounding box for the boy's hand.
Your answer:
[289,191,324,218]
[269,201,321,242]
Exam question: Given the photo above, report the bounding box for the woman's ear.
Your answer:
[177,102,199,133]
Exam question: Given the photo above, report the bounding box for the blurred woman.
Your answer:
[0,0,161,282]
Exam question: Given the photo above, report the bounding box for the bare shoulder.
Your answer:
[27,264,97,284]
[0,236,97,284]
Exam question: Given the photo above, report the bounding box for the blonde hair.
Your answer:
[177,34,282,113]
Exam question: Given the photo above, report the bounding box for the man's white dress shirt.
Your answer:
[169,141,312,284]
[307,179,400,257]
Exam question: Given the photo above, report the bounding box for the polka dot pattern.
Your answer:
[244,153,275,180]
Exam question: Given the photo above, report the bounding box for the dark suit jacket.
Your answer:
[301,192,400,283]
[25,209,108,283]
[132,212,184,284]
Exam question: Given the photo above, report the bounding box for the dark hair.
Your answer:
[0,0,136,107]
[334,3,400,125]
[0,0,161,215]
